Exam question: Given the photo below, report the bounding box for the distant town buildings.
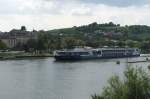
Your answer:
[0,26,38,48]
[94,30,123,37]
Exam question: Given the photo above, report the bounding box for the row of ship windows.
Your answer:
[93,51,101,55]
[58,51,134,55]
[58,52,89,55]
[102,50,134,53]
[102,53,133,56]
[102,53,132,55]
[102,52,133,54]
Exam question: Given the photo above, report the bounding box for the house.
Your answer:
[0,26,38,48]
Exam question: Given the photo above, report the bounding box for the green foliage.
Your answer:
[49,22,150,40]
[140,41,150,53]
[36,33,49,50]
[92,66,150,99]
[148,65,150,71]
[23,33,49,52]
[26,39,37,50]
[62,37,85,49]
[0,40,7,50]
[47,22,150,53]
[11,22,150,53]
[62,37,77,49]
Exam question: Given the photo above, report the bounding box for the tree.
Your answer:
[140,41,150,53]
[25,39,37,52]
[92,66,150,99]
[108,22,115,26]
[62,37,77,49]
[21,26,26,31]
[0,40,7,50]
[36,33,49,51]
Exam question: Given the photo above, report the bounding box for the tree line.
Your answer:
[1,22,150,53]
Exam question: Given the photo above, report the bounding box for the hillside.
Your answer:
[47,22,150,40]
[1,22,150,53]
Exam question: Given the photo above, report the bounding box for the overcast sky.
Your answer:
[0,0,150,31]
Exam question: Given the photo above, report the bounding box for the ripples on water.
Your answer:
[0,57,149,99]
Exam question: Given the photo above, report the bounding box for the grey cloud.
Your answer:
[83,0,150,7]
[43,0,150,7]
[0,0,150,15]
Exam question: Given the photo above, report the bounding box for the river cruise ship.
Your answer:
[54,47,140,60]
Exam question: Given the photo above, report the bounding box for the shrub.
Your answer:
[92,66,150,99]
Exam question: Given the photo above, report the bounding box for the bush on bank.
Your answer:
[92,66,150,99]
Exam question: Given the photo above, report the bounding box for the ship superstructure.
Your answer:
[54,47,140,60]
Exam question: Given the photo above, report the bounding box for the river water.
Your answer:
[0,57,149,99]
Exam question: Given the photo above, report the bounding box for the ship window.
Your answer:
[58,52,66,55]
[93,51,101,55]
[79,52,89,55]
[97,51,101,54]
[93,51,97,55]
